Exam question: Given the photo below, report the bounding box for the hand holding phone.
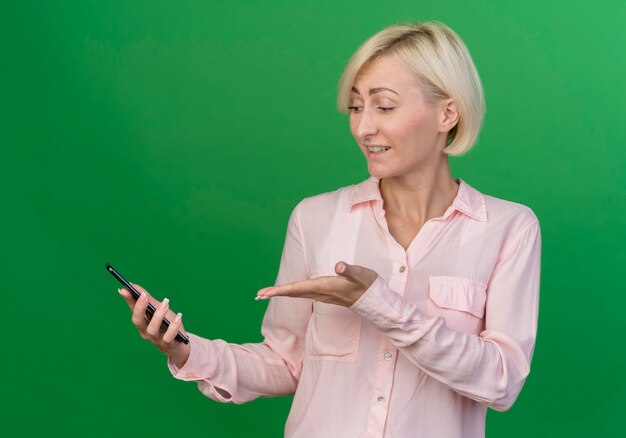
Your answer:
[107,263,191,367]
[106,264,189,345]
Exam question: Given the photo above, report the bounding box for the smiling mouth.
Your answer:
[366,146,391,154]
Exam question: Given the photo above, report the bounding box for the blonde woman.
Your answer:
[120,21,541,438]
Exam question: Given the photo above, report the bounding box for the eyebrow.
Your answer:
[351,86,399,96]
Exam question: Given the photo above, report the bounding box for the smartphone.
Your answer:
[106,263,189,344]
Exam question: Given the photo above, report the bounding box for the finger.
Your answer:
[146,297,169,338]
[162,312,183,344]
[256,278,325,299]
[129,283,160,320]
[131,291,151,332]
[120,283,153,312]
[255,286,273,300]
[118,288,137,311]
[335,261,379,287]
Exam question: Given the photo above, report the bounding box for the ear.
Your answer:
[438,98,460,133]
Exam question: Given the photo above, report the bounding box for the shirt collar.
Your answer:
[347,176,488,222]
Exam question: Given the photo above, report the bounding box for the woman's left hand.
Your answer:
[256,261,379,307]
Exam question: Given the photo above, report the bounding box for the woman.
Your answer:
[119,21,541,438]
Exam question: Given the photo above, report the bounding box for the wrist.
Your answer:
[170,345,191,369]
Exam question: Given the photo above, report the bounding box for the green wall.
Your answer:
[2,1,624,436]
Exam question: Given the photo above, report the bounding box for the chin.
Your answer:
[367,164,396,180]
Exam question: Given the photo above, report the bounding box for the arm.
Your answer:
[168,203,313,404]
[350,221,541,411]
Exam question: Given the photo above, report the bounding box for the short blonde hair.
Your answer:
[337,21,485,156]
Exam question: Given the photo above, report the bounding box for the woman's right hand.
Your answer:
[118,283,191,368]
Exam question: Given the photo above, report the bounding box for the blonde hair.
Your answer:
[337,21,485,156]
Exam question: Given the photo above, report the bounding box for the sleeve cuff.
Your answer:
[350,276,436,343]
[167,332,218,381]
[350,276,410,328]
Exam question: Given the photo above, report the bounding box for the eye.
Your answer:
[348,106,363,113]
[378,107,395,113]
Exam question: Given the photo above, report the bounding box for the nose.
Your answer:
[352,107,378,140]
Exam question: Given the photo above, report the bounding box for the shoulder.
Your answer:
[478,190,541,250]
[288,180,362,235]
[461,180,541,259]
[484,193,539,229]
[457,178,539,232]
[293,181,358,217]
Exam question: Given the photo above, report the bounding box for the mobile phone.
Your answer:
[106,263,189,344]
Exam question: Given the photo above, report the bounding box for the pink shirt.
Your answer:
[168,177,541,438]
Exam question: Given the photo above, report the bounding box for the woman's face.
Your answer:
[349,55,452,180]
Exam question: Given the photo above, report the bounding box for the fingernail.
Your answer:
[140,292,147,301]
[117,288,122,295]
[175,312,182,322]
[339,263,346,273]
[162,298,170,308]
[255,296,268,301]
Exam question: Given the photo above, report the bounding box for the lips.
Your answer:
[366,145,391,153]
[365,146,391,159]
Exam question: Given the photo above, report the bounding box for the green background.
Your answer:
[2,0,625,436]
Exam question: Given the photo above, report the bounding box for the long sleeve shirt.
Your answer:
[167,176,542,438]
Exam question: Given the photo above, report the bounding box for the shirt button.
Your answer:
[377,396,385,405]
[384,352,393,361]
[399,265,406,273]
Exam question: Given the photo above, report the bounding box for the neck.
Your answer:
[379,157,459,223]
